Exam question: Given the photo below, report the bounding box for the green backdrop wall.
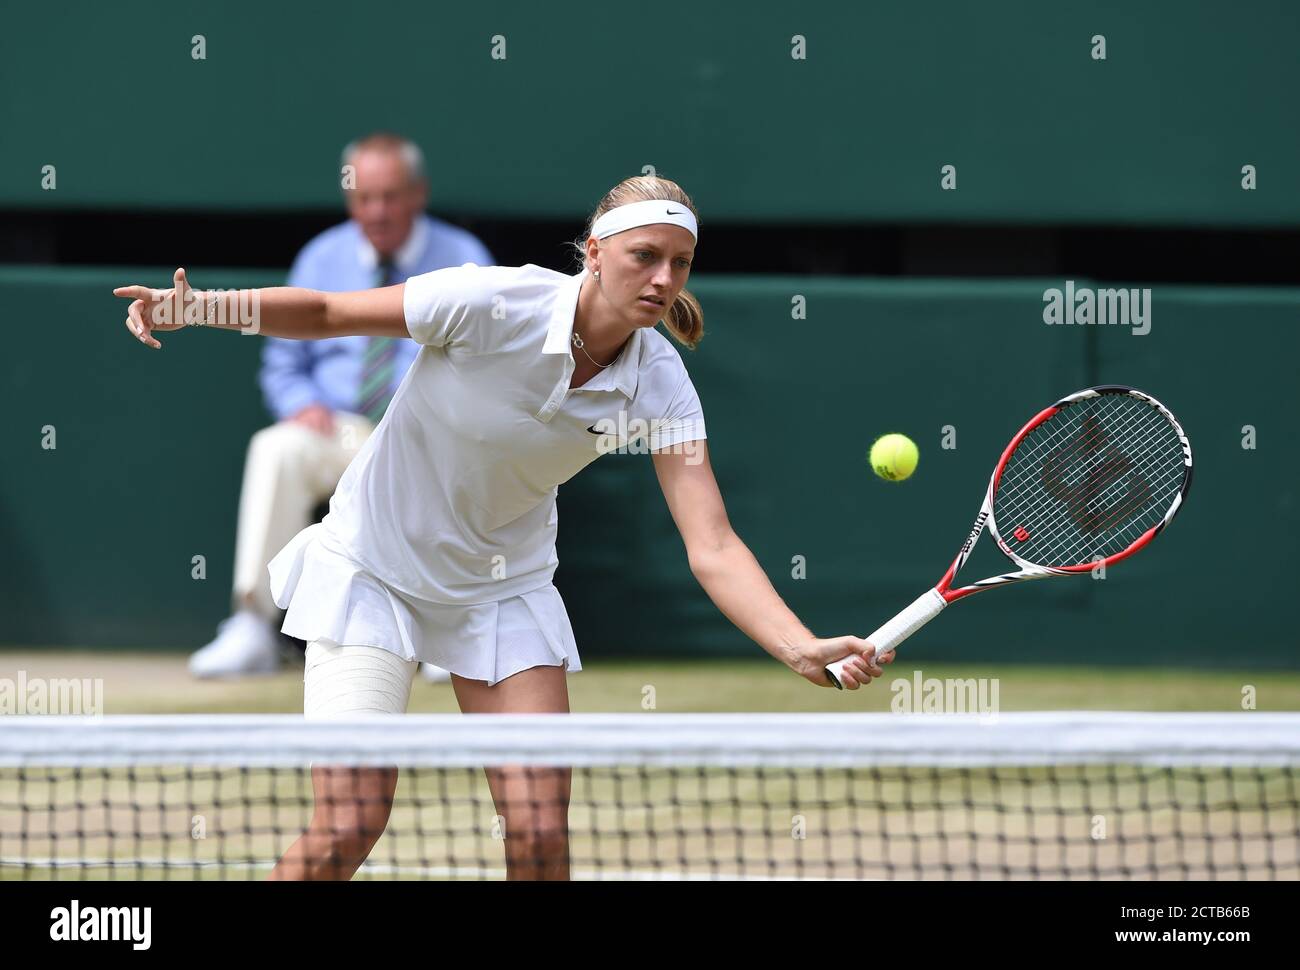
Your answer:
[2,0,1297,225]
[0,266,1294,667]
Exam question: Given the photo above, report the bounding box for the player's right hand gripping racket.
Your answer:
[826,385,1192,689]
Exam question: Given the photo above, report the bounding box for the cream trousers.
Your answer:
[233,412,374,618]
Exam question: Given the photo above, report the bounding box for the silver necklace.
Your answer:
[571,329,614,368]
[574,267,618,366]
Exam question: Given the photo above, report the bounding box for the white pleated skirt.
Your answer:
[267,523,582,688]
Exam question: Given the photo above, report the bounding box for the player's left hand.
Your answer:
[114,267,196,349]
[789,636,893,689]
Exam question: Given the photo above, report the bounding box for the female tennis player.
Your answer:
[114,175,890,880]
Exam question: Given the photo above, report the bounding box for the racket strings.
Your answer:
[993,394,1186,567]
[996,399,1159,510]
[1049,421,1139,516]
[999,399,1172,516]
[1001,401,1183,565]
[1042,421,1139,532]
[1018,419,1182,555]
[1005,408,1183,564]
[997,406,1178,547]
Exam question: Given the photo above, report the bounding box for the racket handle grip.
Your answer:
[825,589,947,690]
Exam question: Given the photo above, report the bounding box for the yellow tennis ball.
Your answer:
[869,433,919,481]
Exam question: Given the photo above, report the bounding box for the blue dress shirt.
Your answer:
[259,214,494,420]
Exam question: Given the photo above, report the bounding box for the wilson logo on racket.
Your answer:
[960,511,989,556]
[827,385,1192,690]
[1040,415,1153,538]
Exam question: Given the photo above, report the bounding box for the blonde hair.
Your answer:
[571,175,704,350]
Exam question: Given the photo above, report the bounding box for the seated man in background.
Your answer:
[190,131,494,679]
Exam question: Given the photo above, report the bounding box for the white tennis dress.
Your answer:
[268,264,707,686]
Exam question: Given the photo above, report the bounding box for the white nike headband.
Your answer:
[590,199,698,242]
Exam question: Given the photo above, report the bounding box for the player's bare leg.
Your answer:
[452,665,572,881]
[270,765,399,880]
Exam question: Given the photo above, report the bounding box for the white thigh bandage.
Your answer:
[303,640,418,718]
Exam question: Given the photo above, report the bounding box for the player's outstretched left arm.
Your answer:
[113,267,409,348]
[652,443,892,689]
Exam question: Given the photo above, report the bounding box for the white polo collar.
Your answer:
[356,216,428,274]
[542,270,641,401]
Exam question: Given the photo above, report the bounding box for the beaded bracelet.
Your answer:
[187,291,221,327]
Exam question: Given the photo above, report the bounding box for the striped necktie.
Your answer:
[359,260,399,422]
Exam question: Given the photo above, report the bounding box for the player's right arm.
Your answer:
[114,267,408,348]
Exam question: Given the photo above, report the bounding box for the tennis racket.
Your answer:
[827,385,1192,690]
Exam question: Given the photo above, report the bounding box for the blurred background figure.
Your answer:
[189,132,494,680]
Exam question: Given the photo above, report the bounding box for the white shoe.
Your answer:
[189,611,282,679]
[419,663,452,683]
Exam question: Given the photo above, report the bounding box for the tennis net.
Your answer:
[2,713,1297,880]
